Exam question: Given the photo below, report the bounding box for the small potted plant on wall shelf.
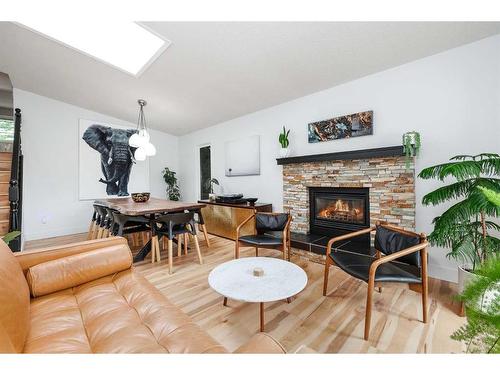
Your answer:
[402,131,421,170]
[279,126,291,158]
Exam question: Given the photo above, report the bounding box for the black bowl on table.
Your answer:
[131,192,150,203]
[246,198,258,206]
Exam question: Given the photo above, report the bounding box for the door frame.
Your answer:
[195,143,212,200]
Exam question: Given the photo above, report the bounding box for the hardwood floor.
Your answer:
[25,232,466,353]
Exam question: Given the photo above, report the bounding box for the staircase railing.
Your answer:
[8,108,22,251]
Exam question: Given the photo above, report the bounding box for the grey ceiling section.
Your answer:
[0,22,499,135]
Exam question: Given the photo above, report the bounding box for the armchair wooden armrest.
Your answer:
[369,241,428,274]
[235,211,256,241]
[326,226,376,256]
[15,237,129,275]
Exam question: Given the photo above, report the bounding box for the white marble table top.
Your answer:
[208,257,308,303]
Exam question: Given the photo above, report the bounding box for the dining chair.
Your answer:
[153,212,203,274]
[323,222,429,340]
[109,209,150,245]
[87,205,98,240]
[235,212,292,260]
[192,208,211,247]
[93,205,110,239]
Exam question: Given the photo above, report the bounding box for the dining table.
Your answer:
[94,197,206,262]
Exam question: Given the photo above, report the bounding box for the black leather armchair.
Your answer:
[235,212,292,260]
[323,222,429,340]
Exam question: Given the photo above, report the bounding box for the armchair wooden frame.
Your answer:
[322,222,429,340]
[235,211,292,261]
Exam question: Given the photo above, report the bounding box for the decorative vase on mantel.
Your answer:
[279,147,290,158]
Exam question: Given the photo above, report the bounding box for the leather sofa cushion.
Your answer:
[0,241,30,353]
[24,269,226,353]
[26,244,132,298]
[234,333,286,353]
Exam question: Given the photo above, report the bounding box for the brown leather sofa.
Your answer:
[0,237,286,353]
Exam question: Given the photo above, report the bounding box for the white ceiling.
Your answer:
[1,22,499,135]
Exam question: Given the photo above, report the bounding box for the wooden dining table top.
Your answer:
[94,197,206,216]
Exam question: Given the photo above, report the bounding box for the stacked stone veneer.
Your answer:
[283,156,415,236]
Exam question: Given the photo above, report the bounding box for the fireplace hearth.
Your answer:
[309,187,370,236]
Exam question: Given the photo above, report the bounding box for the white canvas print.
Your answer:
[225,135,260,176]
[79,119,149,200]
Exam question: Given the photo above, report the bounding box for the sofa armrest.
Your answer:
[25,241,133,297]
[233,333,286,354]
[15,237,129,275]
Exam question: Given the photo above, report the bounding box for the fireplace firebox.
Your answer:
[309,187,370,236]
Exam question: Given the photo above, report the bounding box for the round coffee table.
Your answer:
[208,257,308,332]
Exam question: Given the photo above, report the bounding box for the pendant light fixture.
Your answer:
[129,99,156,160]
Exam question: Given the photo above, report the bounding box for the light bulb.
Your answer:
[129,133,142,147]
[144,142,156,156]
[138,129,150,143]
[134,146,147,161]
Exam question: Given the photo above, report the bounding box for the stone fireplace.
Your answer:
[279,147,415,258]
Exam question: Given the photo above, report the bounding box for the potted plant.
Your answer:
[451,255,500,352]
[2,231,20,245]
[279,126,291,158]
[162,167,181,201]
[419,153,500,293]
[402,131,421,170]
[204,178,220,201]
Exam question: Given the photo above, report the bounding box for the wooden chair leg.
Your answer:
[364,276,375,340]
[323,255,331,296]
[156,236,161,262]
[184,233,188,254]
[151,236,156,263]
[255,246,259,256]
[235,240,240,259]
[282,244,286,260]
[87,221,95,240]
[97,227,104,239]
[177,235,182,257]
[201,224,211,247]
[168,239,173,274]
[193,234,203,265]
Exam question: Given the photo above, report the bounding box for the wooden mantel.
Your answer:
[276,145,404,165]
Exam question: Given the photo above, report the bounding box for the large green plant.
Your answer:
[279,126,290,148]
[162,167,181,201]
[451,256,500,353]
[419,153,500,270]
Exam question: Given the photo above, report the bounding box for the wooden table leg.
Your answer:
[260,302,264,332]
[223,297,228,306]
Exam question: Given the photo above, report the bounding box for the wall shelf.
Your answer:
[276,145,404,165]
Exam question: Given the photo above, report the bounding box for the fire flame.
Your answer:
[318,199,363,220]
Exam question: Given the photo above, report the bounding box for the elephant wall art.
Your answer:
[79,120,150,200]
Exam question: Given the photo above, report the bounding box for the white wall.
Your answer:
[14,89,178,242]
[178,35,500,282]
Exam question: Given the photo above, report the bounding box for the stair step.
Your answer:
[0,220,9,236]
[0,152,12,162]
[0,183,8,195]
[0,172,10,183]
[0,196,9,207]
[0,161,11,171]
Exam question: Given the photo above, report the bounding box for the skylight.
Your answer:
[17,21,170,76]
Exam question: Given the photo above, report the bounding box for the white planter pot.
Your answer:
[279,147,290,158]
[457,265,480,294]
